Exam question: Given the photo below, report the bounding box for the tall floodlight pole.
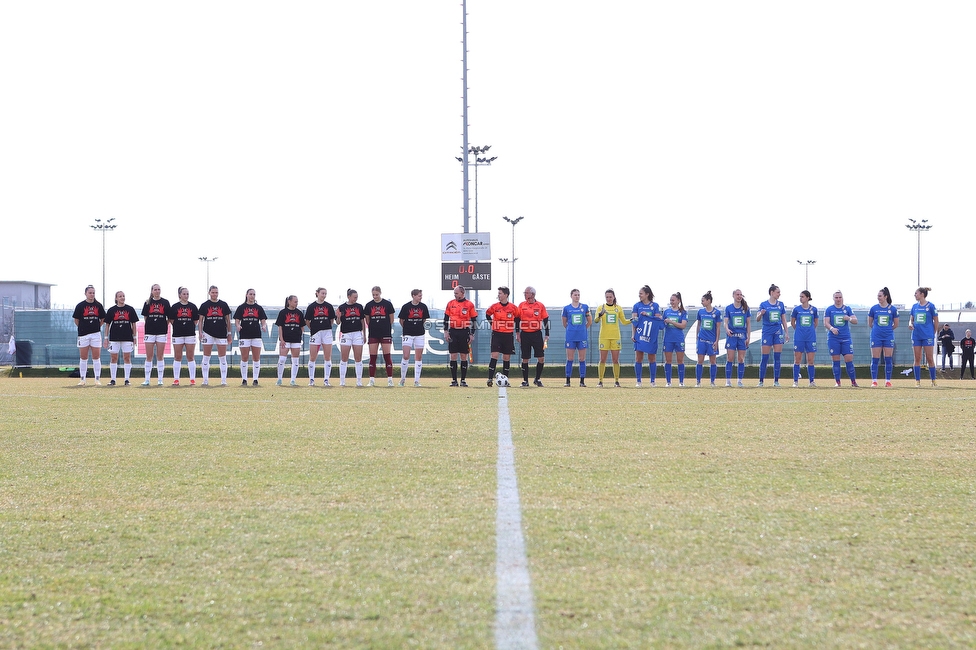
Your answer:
[199,257,219,289]
[90,218,117,303]
[498,257,510,288]
[796,260,816,291]
[456,145,497,234]
[905,219,932,286]
[460,0,470,234]
[503,216,524,291]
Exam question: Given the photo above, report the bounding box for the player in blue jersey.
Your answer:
[824,290,859,388]
[909,286,939,387]
[631,285,662,387]
[755,284,789,387]
[867,286,899,387]
[561,289,592,387]
[661,292,688,387]
[695,290,722,387]
[790,290,818,387]
[724,289,750,387]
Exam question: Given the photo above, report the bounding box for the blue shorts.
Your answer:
[762,331,784,346]
[664,340,685,353]
[871,338,894,349]
[565,339,588,350]
[634,338,659,354]
[793,340,817,354]
[697,339,718,356]
[725,334,748,351]
[913,337,935,348]
[828,337,853,356]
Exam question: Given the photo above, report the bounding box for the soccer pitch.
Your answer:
[2,377,975,648]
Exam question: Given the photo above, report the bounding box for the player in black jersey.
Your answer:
[141,284,171,386]
[234,288,268,386]
[103,290,139,386]
[72,285,106,386]
[336,289,367,387]
[365,286,397,387]
[197,285,233,386]
[168,287,199,385]
[275,295,306,386]
[305,287,336,386]
[397,289,430,386]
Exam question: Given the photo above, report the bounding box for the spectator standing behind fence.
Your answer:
[73,285,105,386]
[959,329,975,379]
[939,323,956,371]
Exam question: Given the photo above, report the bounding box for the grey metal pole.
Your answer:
[461,0,469,234]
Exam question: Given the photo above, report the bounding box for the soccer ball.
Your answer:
[495,372,510,387]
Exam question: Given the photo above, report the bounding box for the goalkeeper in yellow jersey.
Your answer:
[594,288,631,387]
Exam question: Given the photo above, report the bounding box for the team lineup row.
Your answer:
[70,283,965,389]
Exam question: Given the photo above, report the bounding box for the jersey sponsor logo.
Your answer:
[799,315,812,327]
[833,314,846,327]
[769,311,780,322]
[571,313,583,325]
[732,315,745,328]
[702,318,714,330]
[877,315,890,326]
[607,313,617,324]
[915,313,927,324]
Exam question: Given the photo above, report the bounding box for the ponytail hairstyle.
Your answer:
[736,290,749,313]
[178,286,188,302]
[702,290,713,306]
[605,288,617,306]
[768,283,779,296]
[347,288,357,298]
[286,294,297,308]
[800,289,811,302]
[640,285,654,302]
[880,287,892,306]
[146,283,161,306]
[672,292,685,314]
[918,286,931,299]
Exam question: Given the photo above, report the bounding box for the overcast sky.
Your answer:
[2,1,973,313]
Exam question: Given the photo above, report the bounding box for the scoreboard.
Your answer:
[441,263,492,290]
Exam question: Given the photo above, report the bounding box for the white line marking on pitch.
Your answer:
[495,385,539,650]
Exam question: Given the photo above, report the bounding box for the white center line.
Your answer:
[495,386,538,650]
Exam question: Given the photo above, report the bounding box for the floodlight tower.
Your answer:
[905,219,932,286]
[503,216,524,292]
[796,260,816,291]
[90,218,117,303]
[199,257,219,289]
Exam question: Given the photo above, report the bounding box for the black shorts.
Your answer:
[490,331,515,355]
[520,330,545,359]
[448,328,471,354]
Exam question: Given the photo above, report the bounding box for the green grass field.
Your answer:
[2,376,975,648]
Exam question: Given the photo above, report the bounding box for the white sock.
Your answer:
[308,360,316,380]
[173,360,182,380]
[92,359,101,379]
[253,360,260,381]
[290,357,299,380]
[339,361,348,382]
[110,363,118,380]
[277,356,286,381]
[415,361,423,381]
[241,360,249,380]
[355,361,363,381]
[201,357,210,380]
[324,361,332,381]
[145,361,152,379]
[79,358,88,378]
[124,363,131,380]
[219,356,227,380]
[188,360,196,381]
[401,358,409,380]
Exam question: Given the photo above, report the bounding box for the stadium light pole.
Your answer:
[498,257,510,288]
[905,219,932,286]
[456,145,497,234]
[90,218,117,304]
[503,216,524,292]
[199,256,218,289]
[796,260,816,291]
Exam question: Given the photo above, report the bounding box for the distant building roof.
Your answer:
[0,281,57,287]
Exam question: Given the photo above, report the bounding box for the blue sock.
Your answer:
[665,363,673,384]
[565,360,573,378]
[929,366,937,381]
[773,352,782,381]
[884,357,892,381]
[678,364,685,384]
[738,363,745,381]
[793,363,800,382]
[696,363,703,383]
[808,365,815,383]
[913,365,921,380]
[579,361,586,378]
[635,363,643,382]
[870,358,880,380]
[846,362,856,381]
[759,353,769,381]
[710,364,717,383]
[832,361,841,382]
[649,362,657,384]
[726,361,733,381]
